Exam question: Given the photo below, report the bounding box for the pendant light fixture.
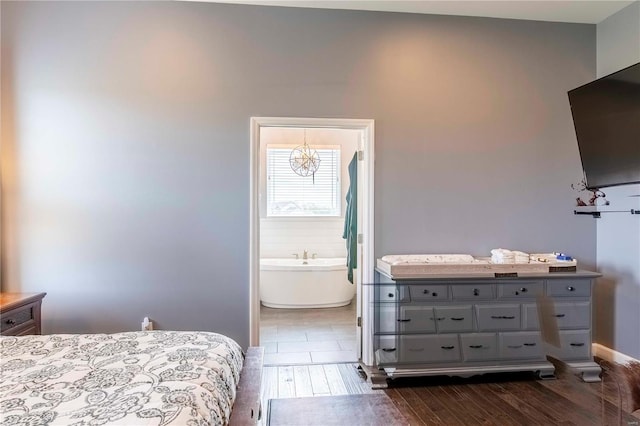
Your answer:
[289,129,321,179]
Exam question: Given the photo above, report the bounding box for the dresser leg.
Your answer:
[370,373,390,389]
[536,368,556,380]
[564,360,602,382]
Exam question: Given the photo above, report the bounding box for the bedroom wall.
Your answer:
[1,1,596,348]
[594,1,640,359]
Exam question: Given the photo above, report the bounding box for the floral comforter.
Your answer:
[0,331,244,425]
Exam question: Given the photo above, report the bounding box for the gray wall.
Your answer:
[1,1,596,348]
[595,1,640,359]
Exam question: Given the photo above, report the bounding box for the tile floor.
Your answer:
[260,299,358,366]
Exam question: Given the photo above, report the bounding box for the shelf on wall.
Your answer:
[574,209,640,218]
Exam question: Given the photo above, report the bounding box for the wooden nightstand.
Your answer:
[0,292,46,336]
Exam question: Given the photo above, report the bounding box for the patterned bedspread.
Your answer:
[0,331,244,425]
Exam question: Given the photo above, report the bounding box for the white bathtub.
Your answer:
[260,258,356,309]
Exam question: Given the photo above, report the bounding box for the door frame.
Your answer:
[249,117,375,365]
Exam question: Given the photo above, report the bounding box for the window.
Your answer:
[266,145,341,217]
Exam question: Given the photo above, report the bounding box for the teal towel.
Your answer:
[343,152,358,284]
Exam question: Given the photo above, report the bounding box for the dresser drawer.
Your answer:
[451,284,494,299]
[376,285,410,303]
[461,333,498,361]
[499,332,543,360]
[376,305,398,334]
[1,305,34,333]
[546,280,591,297]
[524,302,590,330]
[399,335,461,363]
[497,281,544,299]
[550,330,592,360]
[409,285,448,301]
[434,306,473,333]
[398,306,436,333]
[375,335,399,365]
[476,304,521,331]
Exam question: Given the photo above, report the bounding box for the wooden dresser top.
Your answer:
[0,293,47,313]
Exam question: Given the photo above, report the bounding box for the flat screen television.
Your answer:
[568,62,640,190]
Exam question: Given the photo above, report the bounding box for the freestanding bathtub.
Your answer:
[260,258,356,309]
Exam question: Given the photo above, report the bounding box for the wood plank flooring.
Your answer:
[258,303,640,424]
[261,359,640,425]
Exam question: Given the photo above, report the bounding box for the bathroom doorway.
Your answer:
[249,117,375,366]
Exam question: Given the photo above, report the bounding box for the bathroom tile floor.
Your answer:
[260,299,358,366]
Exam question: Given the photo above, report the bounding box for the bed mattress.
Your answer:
[0,331,243,425]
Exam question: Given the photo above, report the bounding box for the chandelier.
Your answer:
[289,129,321,178]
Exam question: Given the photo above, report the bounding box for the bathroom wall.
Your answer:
[259,128,359,259]
[594,1,640,359]
[1,1,596,347]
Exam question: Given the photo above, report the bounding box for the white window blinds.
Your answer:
[266,145,341,217]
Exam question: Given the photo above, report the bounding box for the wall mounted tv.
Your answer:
[568,62,640,190]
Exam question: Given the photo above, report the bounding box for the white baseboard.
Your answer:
[592,343,640,365]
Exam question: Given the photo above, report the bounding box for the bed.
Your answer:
[0,331,263,425]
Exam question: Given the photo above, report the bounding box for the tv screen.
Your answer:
[568,62,640,190]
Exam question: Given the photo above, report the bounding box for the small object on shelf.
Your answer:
[556,254,573,261]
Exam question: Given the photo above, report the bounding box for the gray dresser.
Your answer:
[371,269,601,388]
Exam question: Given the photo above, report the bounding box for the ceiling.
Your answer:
[197,1,635,24]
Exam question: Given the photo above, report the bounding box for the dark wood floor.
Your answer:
[261,358,640,425]
[258,307,640,424]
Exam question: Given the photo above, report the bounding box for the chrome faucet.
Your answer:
[303,250,308,260]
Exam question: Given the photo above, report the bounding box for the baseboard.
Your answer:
[592,343,640,365]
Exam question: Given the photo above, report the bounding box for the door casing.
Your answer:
[249,117,375,365]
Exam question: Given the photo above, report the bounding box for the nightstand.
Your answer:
[0,292,46,336]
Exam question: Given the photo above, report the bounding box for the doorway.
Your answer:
[249,117,375,366]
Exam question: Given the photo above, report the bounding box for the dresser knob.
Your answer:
[567,286,575,292]
[473,289,479,296]
[432,292,438,297]
[6,319,16,325]
[423,289,429,294]
[519,287,528,293]
[388,293,394,298]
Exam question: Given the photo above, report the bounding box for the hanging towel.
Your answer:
[343,152,358,284]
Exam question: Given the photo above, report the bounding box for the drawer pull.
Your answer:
[440,346,455,350]
[554,314,566,318]
[567,286,575,292]
[469,345,484,349]
[523,343,537,347]
[491,315,516,320]
[473,289,480,296]
[5,319,16,325]
[507,345,522,349]
[387,293,394,298]
[423,289,429,294]
[382,348,396,352]
[397,319,411,322]
[570,343,585,347]
[450,317,465,321]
